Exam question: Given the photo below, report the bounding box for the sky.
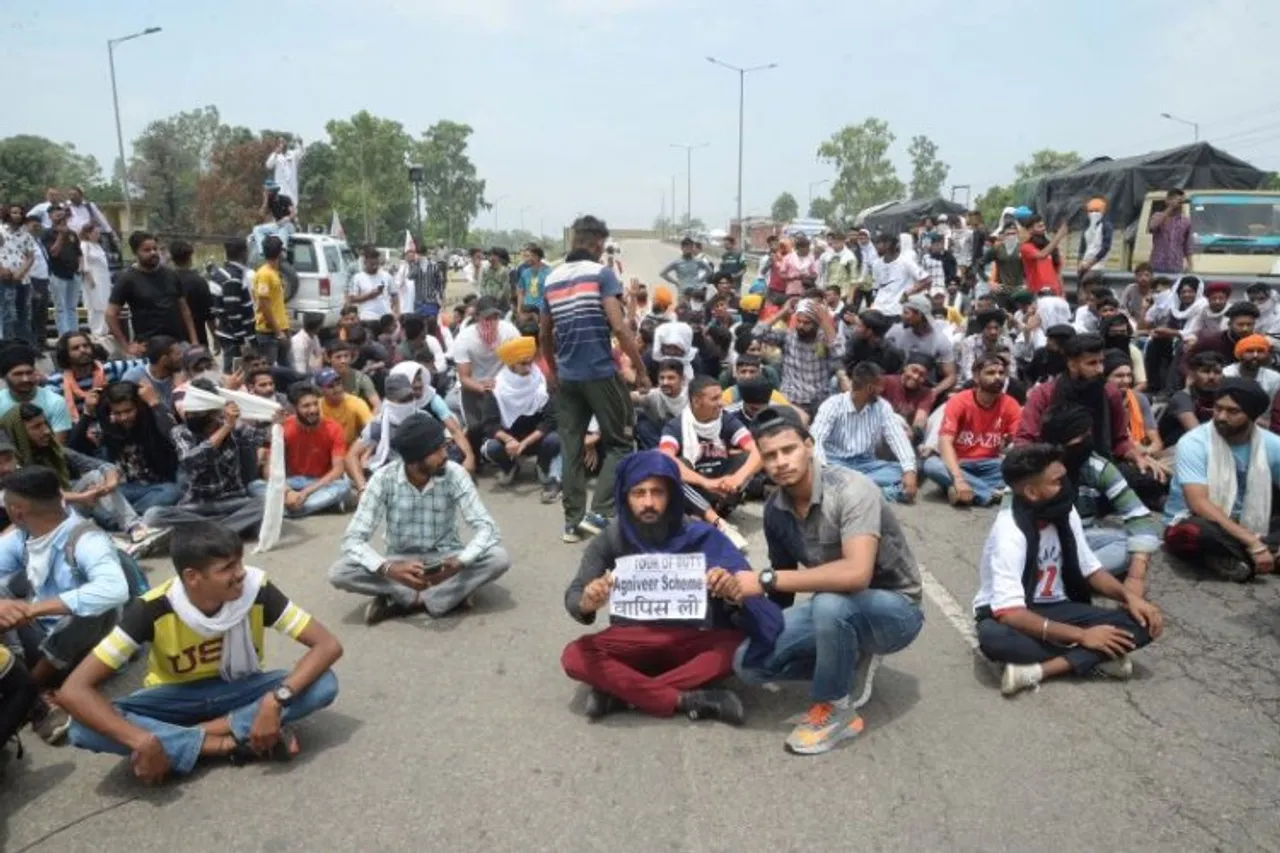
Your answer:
[4,0,1280,236]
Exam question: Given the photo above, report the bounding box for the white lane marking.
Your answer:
[918,563,980,651]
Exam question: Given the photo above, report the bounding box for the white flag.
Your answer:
[404,229,416,253]
[329,209,345,239]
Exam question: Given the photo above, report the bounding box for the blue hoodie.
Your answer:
[564,450,782,666]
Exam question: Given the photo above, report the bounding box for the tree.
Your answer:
[0,135,106,205]
[128,106,229,231]
[817,118,904,222]
[771,192,799,222]
[411,120,486,247]
[193,136,275,236]
[973,184,1015,231]
[809,196,836,223]
[297,141,337,227]
[1013,149,1083,182]
[907,135,948,200]
[326,111,414,246]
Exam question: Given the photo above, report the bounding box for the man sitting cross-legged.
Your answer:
[973,443,1163,697]
[0,466,131,744]
[1163,378,1280,582]
[251,383,352,519]
[61,521,342,782]
[481,335,563,502]
[728,407,925,756]
[561,450,783,724]
[328,414,512,624]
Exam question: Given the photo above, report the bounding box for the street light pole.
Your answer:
[408,165,424,242]
[519,205,532,234]
[108,26,162,230]
[491,194,509,233]
[1160,112,1200,142]
[707,57,778,238]
[670,142,708,229]
[808,179,831,208]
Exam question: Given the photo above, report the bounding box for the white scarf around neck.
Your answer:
[166,566,265,681]
[494,365,549,428]
[1207,425,1272,537]
[679,407,723,467]
[371,362,437,469]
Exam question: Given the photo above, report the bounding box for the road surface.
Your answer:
[2,239,1278,853]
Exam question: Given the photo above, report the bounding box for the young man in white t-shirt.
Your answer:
[346,246,396,322]
[973,444,1164,696]
[869,233,929,317]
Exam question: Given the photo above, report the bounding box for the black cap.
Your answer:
[749,404,810,442]
[1046,324,1077,339]
[475,295,502,318]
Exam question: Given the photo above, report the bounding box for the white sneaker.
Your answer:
[852,654,882,710]
[1094,655,1133,680]
[1000,663,1044,696]
[716,519,749,552]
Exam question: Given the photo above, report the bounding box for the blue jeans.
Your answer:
[249,476,352,517]
[920,456,1005,506]
[827,453,907,503]
[734,589,924,703]
[50,273,82,336]
[0,282,28,342]
[1084,525,1129,575]
[118,481,183,514]
[69,669,339,775]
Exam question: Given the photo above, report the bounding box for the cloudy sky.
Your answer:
[4,0,1279,234]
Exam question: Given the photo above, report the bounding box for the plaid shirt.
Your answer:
[341,459,500,572]
[753,324,845,406]
[921,254,946,293]
[171,424,253,504]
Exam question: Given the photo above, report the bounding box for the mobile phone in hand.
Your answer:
[420,560,445,576]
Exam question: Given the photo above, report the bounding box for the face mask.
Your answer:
[1087,211,1103,226]
[196,370,222,386]
[1022,485,1076,521]
[1062,437,1095,472]
[1002,237,1018,253]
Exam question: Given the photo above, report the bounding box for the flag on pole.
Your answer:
[329,210,345,239]
[404,229,416,253]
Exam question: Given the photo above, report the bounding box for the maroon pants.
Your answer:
[560,625,743,717]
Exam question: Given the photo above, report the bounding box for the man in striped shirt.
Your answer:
[809,362,918,503]
[1039,405,1162,596]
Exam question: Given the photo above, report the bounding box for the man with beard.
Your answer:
[328,414,510,624]
[0,344,73,438]
[1246,281,1280,337]
[1181,280,1232,349]
[1163,378,1280,582]
[1158,351,1223,448]
[843,309,905,377]
[70,381,182,515]
[810,362,919,504]
[752,298,844,420]
[922,355,1021,507]
[1190,301,1259,365]
[1098,314,1148,393]
[1223,334,1280,408]
[880,354,935,444]
[973,443,1163,696]
[107,231,198,355]
[634,360,689,449]
[1039,406,1162,591]
[560,450,782,723]
[729,407,924,755]
[52,331,138,424]
[264,383,352,518]
[121,336,183,415]
[721,354,789,413]
[1022,324,1076,387]
[957,307,1012,386]
[886,295,958,399]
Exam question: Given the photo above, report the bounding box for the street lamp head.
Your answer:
[1160,112,1173,119]
[408,164,424,184]
[144,27,162,34]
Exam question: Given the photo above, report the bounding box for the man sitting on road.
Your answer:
[317,367,374,448]
[561,450,782,724]
[633,359,689,450]
[121,336,184,415]
[729,407,925,756]
[721,353,790,415]
[0,466,131,744]
[1163,378,1280,582]
[481,336,562,502]
[810,361,919,504]
[885,295,959,400]
[260,383,352,518]
[326,341,380,410]
[921,354,1021,507]
[1039,405,1163,593]
[52,331,138,423]
[62,521,342,781]
[1222,334,1280,408]
[0,344,73,440]
[973,443,1163,696]
[454,295,521,454]
[658,375,761,551]
[328,414,511,624]
[1157,351,1223,449]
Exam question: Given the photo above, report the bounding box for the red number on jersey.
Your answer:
[1037,565,1059,599]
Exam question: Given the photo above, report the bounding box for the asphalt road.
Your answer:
[2,239,1279,853]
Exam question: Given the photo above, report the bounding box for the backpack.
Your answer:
[63,520,150,598]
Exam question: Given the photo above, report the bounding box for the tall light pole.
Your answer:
[108,26,162,230]
[490,194,509,232]
[407,165,424,242]
[670,142,708,229]
[1160,112,1200,142]
[519,205,532,234]
[707,57,778,237]
[808,179,831,209]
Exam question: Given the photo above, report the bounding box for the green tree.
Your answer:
[973,184,1015,231]
[1014,149,1083,182]
[907,135,948,199]
[326,111,414,246]
[817,118,904,221]
[771,192,799,222]
[297,141,337,227]
[0,135,106,205]
[411,120,486,247]
[809,196,836,223]
[128,105,229,231]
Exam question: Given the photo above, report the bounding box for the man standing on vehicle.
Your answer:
[1148,188,1192,274]
[254,236,291,367]
[265,137,304,215]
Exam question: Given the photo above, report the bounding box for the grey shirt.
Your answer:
[763,463,922,602]
[885,319,955,365]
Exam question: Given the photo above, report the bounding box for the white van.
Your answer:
[285,234,357,326]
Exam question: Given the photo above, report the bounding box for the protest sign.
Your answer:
[609,553,707,621]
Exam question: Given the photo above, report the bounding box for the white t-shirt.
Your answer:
[870,255,927,316]
[394,266,414,316]
[349,270,395,321]
[972,507,1102,615]
[1036,295,1073,330]
[452,320,521,381]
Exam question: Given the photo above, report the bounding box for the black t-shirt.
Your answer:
[176,268,213,346]
[41,228,82,279]
[1158,389,1212,448]
[110,265,187,341]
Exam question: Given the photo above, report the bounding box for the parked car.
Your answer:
[286,233,357,326]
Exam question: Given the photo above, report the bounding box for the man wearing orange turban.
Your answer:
[1079,196,1113,276]
[1224,332,1280,405]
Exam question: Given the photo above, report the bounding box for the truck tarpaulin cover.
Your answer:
[1027,142,1266,232]
[858,198,967,237]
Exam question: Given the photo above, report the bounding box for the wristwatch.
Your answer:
[759,568,778,594]
[273,685,295,708]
